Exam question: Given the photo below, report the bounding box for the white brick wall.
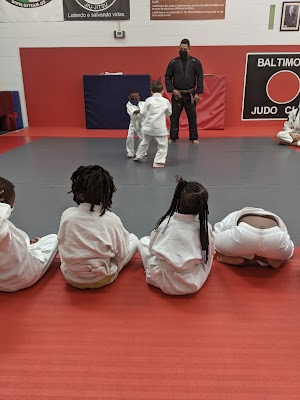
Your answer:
[0,0,298,127]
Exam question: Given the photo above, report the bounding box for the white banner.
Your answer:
[0,0,63,22]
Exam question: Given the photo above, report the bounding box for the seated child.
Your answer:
[58,165,139,289]
[126,89,145,158]
[134,81,172,168]
[0,177,58,292]
[214,207,294,268]
[277,102,300,147]
[138,177,215,295]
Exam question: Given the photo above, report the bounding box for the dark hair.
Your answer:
[0,176,15,204]
[180,38,190,48]
[154,177,209,262]
[128,89,140,96]
[69,165,116,216]
[151,80,163,93]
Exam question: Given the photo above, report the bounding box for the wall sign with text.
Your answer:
[150,0,226,20]
[242,53,300,120]
[64,0,130,21]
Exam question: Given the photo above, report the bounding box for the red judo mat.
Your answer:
[1,249,300,399]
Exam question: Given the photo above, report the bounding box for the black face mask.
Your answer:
[179,50,188,60]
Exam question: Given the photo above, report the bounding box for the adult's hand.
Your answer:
[172,89,181,100]
[194,93,200,103]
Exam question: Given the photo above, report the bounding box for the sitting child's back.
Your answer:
[58,165,138,289]
[138,177,215,295]
[0,177,58,292]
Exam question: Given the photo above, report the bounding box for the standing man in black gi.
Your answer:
[165,38,203,144]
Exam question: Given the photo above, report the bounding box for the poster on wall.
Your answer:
[242,53,300,120]
[150,0,226,20]
[63,0,130,21]
[280,2,300,31]
[0,0,63,22]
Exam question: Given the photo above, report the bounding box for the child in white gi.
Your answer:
[58,165,139,289]
[277,102,300,147]
[134,81,172,168]
[214,207,294,268]
[0,177,58,292]
[126,89,145,158]
[138,177,215,295]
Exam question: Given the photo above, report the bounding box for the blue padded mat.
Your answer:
[83,75,150,129]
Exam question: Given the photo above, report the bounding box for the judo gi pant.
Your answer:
[138,236,159,289]
[29,234,58,277]
[136,134,168,164]
[214,223,294,262]
[138,236,212,295]
[277,130,300,146]
[126,130,142,157]
[170,94,198,141]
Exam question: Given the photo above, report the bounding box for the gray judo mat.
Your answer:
[0,137,299,245]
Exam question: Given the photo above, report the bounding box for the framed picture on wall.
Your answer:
[280,2,300,30]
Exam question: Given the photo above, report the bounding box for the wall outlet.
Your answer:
[114,30,125,39]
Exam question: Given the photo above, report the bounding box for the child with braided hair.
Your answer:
[138,177,215,295]
[58,165,139,289]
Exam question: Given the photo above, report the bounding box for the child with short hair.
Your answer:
[138,177,214,295]
[126,89,145,157]
[134,80,172,168]
[58,165,139,289]
[0,177,58,292]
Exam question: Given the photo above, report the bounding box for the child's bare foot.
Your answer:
[216,254,245,265]
[153,163,165,168]
[264,258,284,269]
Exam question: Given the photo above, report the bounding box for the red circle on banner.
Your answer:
[266,71,300,104]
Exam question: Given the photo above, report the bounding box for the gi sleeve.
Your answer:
[283,109,296,132]
[165,60,175,93]
[194,59,204,94]
[165,99,172,117]
[126,102,137,118]
[0,203,11,243]
[140,98,150,118]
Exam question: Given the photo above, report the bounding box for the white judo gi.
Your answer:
[135,93,172,165]
[139,213,215,295]
[0,203,58,292]
[277,105,300,146]
[214,207,294,264]
[58,203,139,289]
[126,101,145,157]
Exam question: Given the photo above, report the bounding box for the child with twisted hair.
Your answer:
[138,177,215,295]
[58,165,139,289]
[0,177,58,292]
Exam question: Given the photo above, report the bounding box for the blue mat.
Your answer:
[83,75,150,129]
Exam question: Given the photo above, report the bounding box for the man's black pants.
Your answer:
[170,94,198,141]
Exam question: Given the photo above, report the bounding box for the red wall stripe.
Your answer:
[20,45,300,128]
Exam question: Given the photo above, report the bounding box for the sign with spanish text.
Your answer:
[63,0,129,21]
[0,0,63,22]
[242,53,300,120]
[150,0,226,20]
